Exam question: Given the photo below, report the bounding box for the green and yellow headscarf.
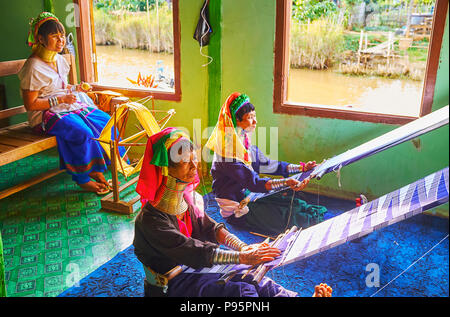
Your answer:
[27,12,60,49]
[27,12,62,63]
[205,92,252,165]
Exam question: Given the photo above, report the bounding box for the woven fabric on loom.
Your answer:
[280,167,449,267]
[248,106,449,202]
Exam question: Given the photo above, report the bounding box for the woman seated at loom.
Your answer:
[205,92,328,236]
[18,12,124,195]
[133,128,331,297]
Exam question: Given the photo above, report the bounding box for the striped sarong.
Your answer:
[42,106,125,184]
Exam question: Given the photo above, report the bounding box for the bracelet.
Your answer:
[270,178,289,190]
[223,233,247,251]
[287,164,301,174]
[48,96,59,108]
[212,248,240,265]
[287,162,306,174]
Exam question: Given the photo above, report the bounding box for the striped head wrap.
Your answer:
[229,93,250,128]
[27,12,60,48]
[136,127,203,218]
[205,92,252,165]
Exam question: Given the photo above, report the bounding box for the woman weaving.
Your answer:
[205,92,328,236]
[133,128,331,297]
[18,12,123,195]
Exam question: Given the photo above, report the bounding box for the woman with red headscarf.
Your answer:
[133,128,301,297]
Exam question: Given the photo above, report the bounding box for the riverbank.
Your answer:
[94,6,173,53]
[289,17,428,82]
[94,44,423,117]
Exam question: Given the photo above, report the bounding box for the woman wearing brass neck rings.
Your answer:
[133,128,301,297]
[18,12,126,195]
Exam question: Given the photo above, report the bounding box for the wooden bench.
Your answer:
[0,54,130,200]
[0,54,77,200]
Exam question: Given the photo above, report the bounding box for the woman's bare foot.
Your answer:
[89,171,110,188]
[312,283,332,297]
[78,180,109,194]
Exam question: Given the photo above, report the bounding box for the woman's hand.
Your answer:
[60,93,77,104]
[312,283,332,297]
[286,178,310,192]
[76,82,92,92]
[265,177,310,191]
[241,241,269,253]
[239,244,281,266]
[303,160,316,172]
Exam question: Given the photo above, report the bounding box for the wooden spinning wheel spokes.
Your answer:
[94,100,176,214]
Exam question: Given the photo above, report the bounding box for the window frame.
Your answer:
[74,0,181,101]
[273,0,448,124]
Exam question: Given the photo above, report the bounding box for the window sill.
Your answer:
[91,84,181,101]
[274,102,419,125]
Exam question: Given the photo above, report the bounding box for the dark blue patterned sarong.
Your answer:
[162,272,297,297]
[42,106,124,184]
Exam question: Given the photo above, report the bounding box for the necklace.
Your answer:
[33,44,58,63]
[155,175,188,216]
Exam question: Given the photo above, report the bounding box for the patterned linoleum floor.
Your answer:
[1,149,448,297]
[0,148,139,297]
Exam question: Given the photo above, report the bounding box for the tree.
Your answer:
[292,0,339,22]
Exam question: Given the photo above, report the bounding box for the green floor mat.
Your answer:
[0,151,140,297]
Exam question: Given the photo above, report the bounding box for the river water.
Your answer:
[287,68,423,117]
[96,45,174,89]
[96,45,423,117]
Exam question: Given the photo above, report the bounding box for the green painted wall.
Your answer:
[0,0,210,147]
[127,0,211,159]
[219,0,448,215]
[0,0,78,125]
[117,0,213,161]
[0,0,448,215]
[149,0,210,134]
[207,0,222,128]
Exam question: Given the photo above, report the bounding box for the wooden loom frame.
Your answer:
[97,97,175,214]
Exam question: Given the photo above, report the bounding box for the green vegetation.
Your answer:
[289,0,432,80]
[290,17,345,70]
[292,0,338,23]
[94,0,166,12]
[93,3,173,53]
[342,32,386,52]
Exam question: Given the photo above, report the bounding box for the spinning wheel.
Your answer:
[95,96,175,214]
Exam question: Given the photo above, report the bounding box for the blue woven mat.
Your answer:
[59,192,449,297]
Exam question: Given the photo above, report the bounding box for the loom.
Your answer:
[182,166,448,282]
[182,105,449,282]
[246,105,449,203]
